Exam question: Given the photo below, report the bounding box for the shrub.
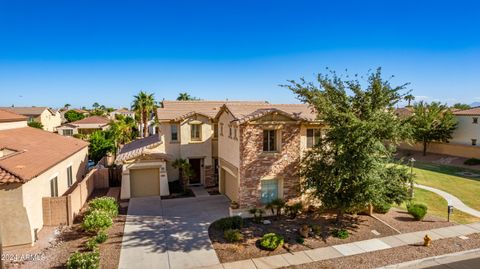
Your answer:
[88,197,118,217]
[248,208,264,223]
[407,203,428,221]
[373,201,392,214]
[224,229,244,243]
[85,238,98,251]
[285,202,303,219]
[213,216,243,231]
[332,229,349,239]
[265,199,285,217]
[464,158,480,166]
[296,237,305,244]
[259,233,284,251]
[311,225,322,236]
[82,210,113,233]
[95,230,108,244]
[66,250,100,269]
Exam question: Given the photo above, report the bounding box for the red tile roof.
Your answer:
[70,116,110,125]
[116,135,168,162]
[0,127,89,184]
[453,107,480,116]
[0,106,56,116]
[221,103,318,124]
[0,109,28,123]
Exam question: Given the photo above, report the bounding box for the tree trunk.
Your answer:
[142,111,148,138]
[336,209,344,224]
[423,140,427,156]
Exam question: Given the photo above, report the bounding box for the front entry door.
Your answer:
[189,158,202,184]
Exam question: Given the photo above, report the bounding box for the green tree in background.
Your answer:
[64,110,85,123]
[452,103,471,110]
[28,121,43,129]
[404,94,415,107]
[176,92,200,101]
[88,131,115,163]
[409,101,457,156]
[284,68,410,222]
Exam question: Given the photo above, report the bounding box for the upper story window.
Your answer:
[307,128,321,148]
[63,129,73,136]
[213,123,218,139]
[473,117,478,124]
[220,123,224,136]
[263,129,277,152]
[50,177,58,197]
[191,124,202,141]
[233,127,238,139]
[67,166,73,187]
[229,126,233,138]
[171,124,178,141]
[473,139,478,146]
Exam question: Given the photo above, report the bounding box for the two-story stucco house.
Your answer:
[0,109,89,247]
[451,107,480,146]
[109,108,136,120]
[0,106,62,132]
[116,100,321,210]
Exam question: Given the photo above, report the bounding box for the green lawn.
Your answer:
[399,188,480,224]
[411,161,480,211]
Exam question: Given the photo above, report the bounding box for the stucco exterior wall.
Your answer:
[217,111,240,168]
[451,115,480,146]
[21,146,88,244]
[0,120,28,130]
[0,183,32,247]
[39,110,62,132]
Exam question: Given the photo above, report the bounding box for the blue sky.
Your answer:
[0,0,479,108]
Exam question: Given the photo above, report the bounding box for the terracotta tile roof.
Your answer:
[70,116,110,125]
[158,100,267,121]
[116,135,165,162]
[453,107,480,116]
[221,103,318,124]
[0,106,54,116]
[394,107,413,117]
[0,127,88,184]
[0,109,28,123]
[113,108,131,113]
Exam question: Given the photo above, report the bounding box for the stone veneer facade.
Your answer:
[238,124,301,208]
[203,164,216,187]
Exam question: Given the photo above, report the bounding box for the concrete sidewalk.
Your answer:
[195,222,480,269]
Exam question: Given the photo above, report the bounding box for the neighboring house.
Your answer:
[451,107,480,146]
[57,116,110,136]
[0,109,89,247]
[109,108,135,120]
[116,100,322,210]
[0,106,62,132]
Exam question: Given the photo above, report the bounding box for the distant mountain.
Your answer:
[471,102,480,107]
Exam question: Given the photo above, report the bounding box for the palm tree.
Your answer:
[172,158,195,191]
[64,103,71,110]
[92,102,100,109]
[177,92,192,101]
[131,91,156,137]
[404,94,415,107]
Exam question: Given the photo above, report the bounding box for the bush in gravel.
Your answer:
[373,201,392,214]
[285,202,303,219]
[259,233,284,250]
[464,158,480,166]
[85,237,98,251]
[407,203,428,221]
[311,225,322,236]
[265,198,286,217]
[213,216,243,231]
[332,229,349,239]
[224,229,244,243]
[88,197,118,217]
[66,250,100,269]
[248,208,265,223]
[82,210,113,233]
[95,230,108,243]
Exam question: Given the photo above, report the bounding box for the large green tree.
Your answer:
[452,103,471,110]
[64,110,85,122]
[88,131,115,163]
[409,101,457,156]
[131,91,156,137]
[285,68,410,222]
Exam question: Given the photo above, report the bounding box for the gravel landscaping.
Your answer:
[210,213,397,263]
[3,191,127,269]
[288,232,480,269]
[374,208,455,233]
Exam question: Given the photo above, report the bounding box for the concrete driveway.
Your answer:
[118,195,230,269]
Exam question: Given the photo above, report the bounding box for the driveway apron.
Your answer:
[119,195,230,269]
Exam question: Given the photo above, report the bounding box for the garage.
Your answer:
[130,168,160,197]
[221,168,238,202]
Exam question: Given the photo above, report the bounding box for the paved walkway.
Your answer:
[119,195,230,269]
[415,184,480,218]
[379,248,480,268]
[195,222,480,269]
[191,186,211,197]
